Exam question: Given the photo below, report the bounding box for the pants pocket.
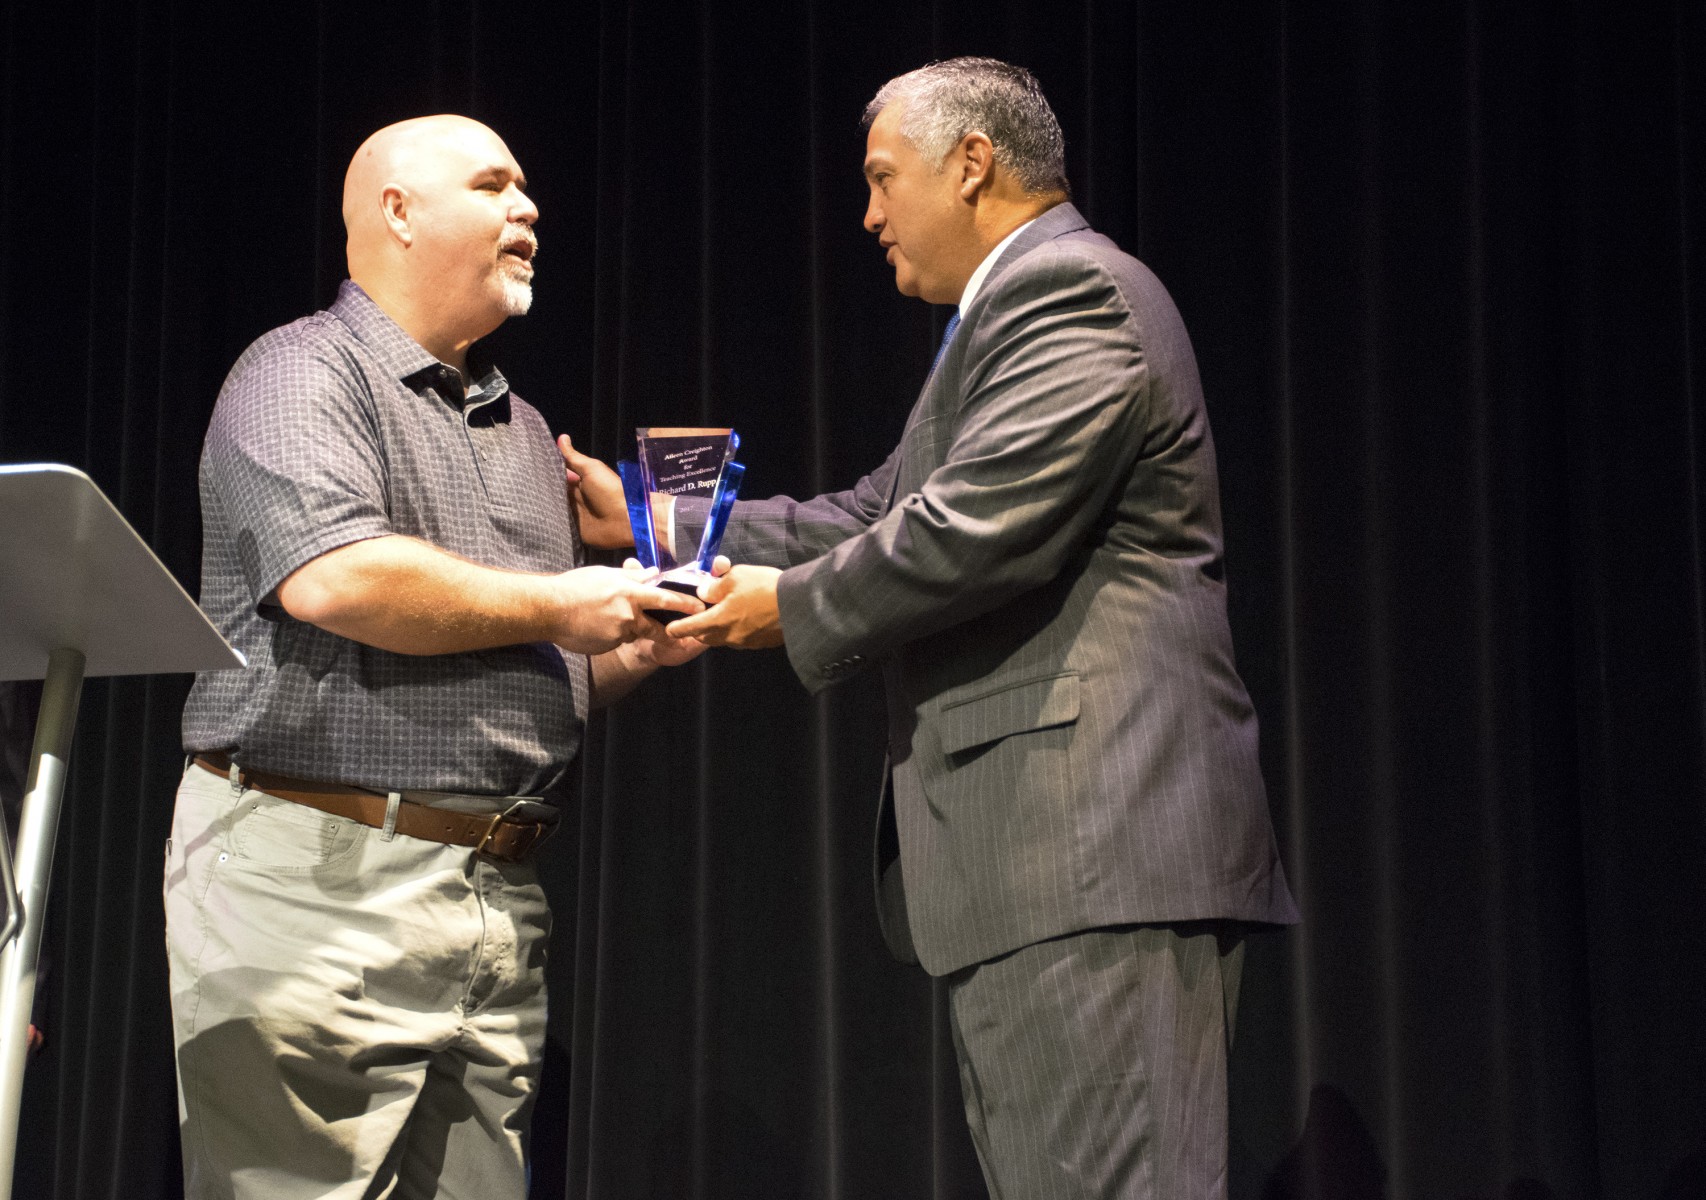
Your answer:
[230,794,364,872]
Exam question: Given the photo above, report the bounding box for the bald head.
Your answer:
[344,116,491,258]
[341,115,539,371]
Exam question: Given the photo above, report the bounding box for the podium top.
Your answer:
[0,464,244,681]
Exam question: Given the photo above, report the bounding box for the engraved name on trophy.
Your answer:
[617,427,745,623]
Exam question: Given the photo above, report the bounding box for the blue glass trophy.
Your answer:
[617,427,744,623]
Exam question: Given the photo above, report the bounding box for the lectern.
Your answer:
[0,464,242,1200]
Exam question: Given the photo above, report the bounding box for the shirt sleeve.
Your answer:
[202,330,394,613]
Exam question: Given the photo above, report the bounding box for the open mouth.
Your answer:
[500,229,537,271]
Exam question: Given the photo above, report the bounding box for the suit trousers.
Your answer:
[163,764,551,1200]
[946,923,1245,1200]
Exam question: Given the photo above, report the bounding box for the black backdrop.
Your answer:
[1,1,1702,1197]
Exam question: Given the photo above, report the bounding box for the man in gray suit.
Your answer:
[579,57,1298,1198]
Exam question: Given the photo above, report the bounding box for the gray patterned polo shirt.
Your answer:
[181,281,589,796]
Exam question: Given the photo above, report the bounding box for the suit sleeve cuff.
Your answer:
[777,555,870,694]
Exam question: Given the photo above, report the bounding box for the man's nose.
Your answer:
[510,187,539,225]
[862,196,883,234]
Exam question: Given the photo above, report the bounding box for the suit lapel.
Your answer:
[883,361,957,510]
[879,203,1091,513]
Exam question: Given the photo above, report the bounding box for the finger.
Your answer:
[650,631,710,663]
[556,434,583,482]
[697,572,736,604]
[666,609,725,643]
[558,433,603,473]
[640,587,705,615]
[710,555,732,577]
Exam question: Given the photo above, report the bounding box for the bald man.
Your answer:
[165,115,699,1199]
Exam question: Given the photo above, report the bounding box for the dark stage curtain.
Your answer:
[1,1,1701,1197]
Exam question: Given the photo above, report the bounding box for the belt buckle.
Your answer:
[474,801,555,864]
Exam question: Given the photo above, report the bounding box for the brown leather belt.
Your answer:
[191,753,557,864]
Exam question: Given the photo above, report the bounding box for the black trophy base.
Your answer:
[644,566,712,625]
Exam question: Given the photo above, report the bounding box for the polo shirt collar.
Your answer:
[330,279,511,405]
[331,280,439,381]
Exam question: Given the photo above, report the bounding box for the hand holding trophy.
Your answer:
[617,428,745,623]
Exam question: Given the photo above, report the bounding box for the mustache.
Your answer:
[502,223,538,258]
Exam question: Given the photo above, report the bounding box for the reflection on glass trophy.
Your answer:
[617,427,745,622]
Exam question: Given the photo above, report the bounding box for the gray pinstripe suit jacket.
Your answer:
[686,203,1298,976]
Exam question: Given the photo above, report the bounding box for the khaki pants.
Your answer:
[164,764,551,1200]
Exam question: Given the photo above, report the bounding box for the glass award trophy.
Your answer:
[617,427,745,622]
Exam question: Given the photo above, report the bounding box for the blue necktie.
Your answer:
[931,312,961,372]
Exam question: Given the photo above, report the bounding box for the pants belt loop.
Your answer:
[381,792,401,841]
[227,761,242,794]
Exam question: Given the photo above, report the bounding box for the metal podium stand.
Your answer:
[0,464,243,1200]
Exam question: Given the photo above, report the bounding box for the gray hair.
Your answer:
[862,57,1069,196]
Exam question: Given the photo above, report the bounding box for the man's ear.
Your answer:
[380,184,413,247]
[956,132,995,200]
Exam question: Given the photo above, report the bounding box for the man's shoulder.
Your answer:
[976,229,1137,322]
[989,219,1179,329]
[229,307,358,377]
[219,307,375,404]
[209,309,381,439]
[1013,221,1149,288]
